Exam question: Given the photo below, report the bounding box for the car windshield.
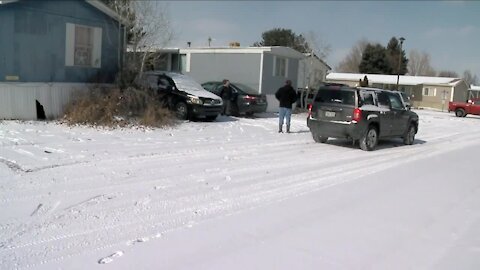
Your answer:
[315,89,356,105]
[168,73,204,91]
[232,83,258,95]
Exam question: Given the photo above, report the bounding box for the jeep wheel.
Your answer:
[312,133,328,143]
[403,124,416,145]
[360,126,378,151]
[455,108,465,117]
[175,102,189,120]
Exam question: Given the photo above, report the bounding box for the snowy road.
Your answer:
[1,110,480,269]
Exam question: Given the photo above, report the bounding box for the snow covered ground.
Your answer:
[1,110,480,269]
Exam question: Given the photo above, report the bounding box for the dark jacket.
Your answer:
[220,86,233,101]
[275,85,297,109]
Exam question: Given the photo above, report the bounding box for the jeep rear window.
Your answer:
[314,89,355,105]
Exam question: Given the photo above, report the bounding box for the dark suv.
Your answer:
[135,71,223,121]
[307,84,419,151]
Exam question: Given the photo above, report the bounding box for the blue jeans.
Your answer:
[278,107,292,130]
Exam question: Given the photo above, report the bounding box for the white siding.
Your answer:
[0,83,97,120]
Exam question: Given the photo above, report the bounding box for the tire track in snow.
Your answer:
[3,134,477,269]
[3,112,480,268]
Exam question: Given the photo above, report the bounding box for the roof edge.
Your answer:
[0,0,125,25]
[86,0,126,25]
[0,0,20,4]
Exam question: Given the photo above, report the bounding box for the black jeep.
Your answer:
[307,84,419,151]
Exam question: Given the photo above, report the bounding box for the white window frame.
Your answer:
[273,56,288,77]
[423,87,436,97]
[65,23,102,68]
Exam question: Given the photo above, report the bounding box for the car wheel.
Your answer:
[312,133,328,143]
[455,108,465,117]
[175,102,189,120]
[403,124,416,145]
[245,112,254,117]
[359,126,378,151]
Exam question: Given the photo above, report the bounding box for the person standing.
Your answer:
[219,79,233,116]
[275,79,297,133]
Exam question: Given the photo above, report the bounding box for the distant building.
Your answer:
[128,46,331,111]
[468,85,480,99]
[297,53,331,90]
[177,46,306,112]
[327,73,469,110]
[0,0,125,120]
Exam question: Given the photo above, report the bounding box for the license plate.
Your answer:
[325,111,336,117]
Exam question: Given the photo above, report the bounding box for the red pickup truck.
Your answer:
[448,98,480,117]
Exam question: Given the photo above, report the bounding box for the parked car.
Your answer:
[448,98,480,117]
[201,81,268,116]
[135,71,223,121]
[307,84,419,151]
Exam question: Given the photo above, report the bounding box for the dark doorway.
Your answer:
[36,100,46,120]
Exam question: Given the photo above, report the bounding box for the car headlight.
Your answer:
[187,95,203,105]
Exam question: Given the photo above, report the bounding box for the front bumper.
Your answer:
[190,104,223,117]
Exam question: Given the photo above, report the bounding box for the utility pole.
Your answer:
[396,37,405,91]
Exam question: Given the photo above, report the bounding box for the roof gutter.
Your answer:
[86,0,127,25]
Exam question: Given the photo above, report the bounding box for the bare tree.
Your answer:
[463,70,479,87]
[305,31,331,61]
[106,1,174,77]
[407,49,436,76]
[438,70,459,78]
[336,38,369,73]
[130,1,174,75]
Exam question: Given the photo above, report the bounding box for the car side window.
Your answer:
[202,83,214,91]
[377,92,391,109]
[360,91,375,106]
[157,76,173,92]
[212,84,223,96]
[388,93,405,110]
[474,100,480,105]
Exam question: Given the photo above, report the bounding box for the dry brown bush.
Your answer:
[63,86,175,128]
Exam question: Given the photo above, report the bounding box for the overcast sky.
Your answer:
[164,1,480,79]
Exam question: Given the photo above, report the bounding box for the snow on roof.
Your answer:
[470,85,480,91]
[327,72,463,87]
[303,53,332,70]
[179,46,306,59]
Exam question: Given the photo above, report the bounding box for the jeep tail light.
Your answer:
[307,104,313,117]
[353,108,362,122]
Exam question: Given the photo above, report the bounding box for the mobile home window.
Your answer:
[423,87,436,96]
[274,57,287,77]
[65,23,102,68]
[74,26,93,66]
